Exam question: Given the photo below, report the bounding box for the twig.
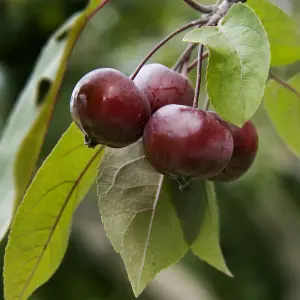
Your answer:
[172,43,198,71]
[193,44,205,108]
[131,0,239,80]
[130,16,209,80]
[180,57,190,76]
[173,0,234,72]
[183,0,214,13]
[187,51,209,72]
[203,95,210,110]
[269,71,300,99]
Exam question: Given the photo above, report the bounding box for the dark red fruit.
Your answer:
[210,121,258,181]
[134,63,194,112]
[70,68,151,148]
[143,105,234,179]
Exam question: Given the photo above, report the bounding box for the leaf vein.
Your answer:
[135,175,164,289]
[17,147,104,299]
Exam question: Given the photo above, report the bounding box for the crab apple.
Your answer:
[210,120,258,181]
[133,63,194,112]
[142,104,234,179]
[70,68,151,148]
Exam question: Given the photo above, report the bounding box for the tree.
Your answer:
[1,0,300,299]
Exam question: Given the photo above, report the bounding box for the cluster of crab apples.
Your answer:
[70,64,258,182]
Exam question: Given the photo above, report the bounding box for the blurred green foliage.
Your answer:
[1,0,300,299]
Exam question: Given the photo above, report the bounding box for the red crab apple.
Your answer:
[134,63,195,112]
[210,120,258,181]
[142,104,234,179]
[70,68,151,148]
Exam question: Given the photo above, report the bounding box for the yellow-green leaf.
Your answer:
[0,0,109,242]
[264,73,300,157]
[248,0,300,66]
[4,123,105,300]
[183,3,270,126]
[192,181,232,276]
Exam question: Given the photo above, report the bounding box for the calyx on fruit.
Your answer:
[134,63,194,112]
[142,104,234,179]
[70,68,151,148]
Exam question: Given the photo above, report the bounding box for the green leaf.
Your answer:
[183,3,270,126]
[191,181,232,276]
[247,0,300,66]
[167,178,206,246]
[97,141,188,297]
[0,0,109,242]
[97,142,232,295]
[264,73,300,157]
[4,123,105,300]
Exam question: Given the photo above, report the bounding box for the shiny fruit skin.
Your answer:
[210,121,258,181]
[70,68,151,148]
[143,104,234,179]
[134,63,194,113]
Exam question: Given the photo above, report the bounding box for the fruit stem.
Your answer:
[172,43,198,72]
[176,175,191,191]
[180,58,190,76]
[269,71,300,99]
[173,0,229,73]
[203,95,210,110]
[187,51,208,73]
[183,0,215,13]
[193,44,205,108]
[130,16,209,80]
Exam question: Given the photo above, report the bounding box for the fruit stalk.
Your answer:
[172,43,197,72]
[130,16,210,80]
[172,0,232,72]
[183,0,214,13]
[203,95,210,111]
[187,52,208,73]
[193,44,205,108]
[131,0,242,79]
[180,58,190,76]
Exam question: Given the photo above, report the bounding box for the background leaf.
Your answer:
[192,181,232,276]
[264,73,300,157]
[0,0,109,242]
[183,3,270,126]
[4,123,105,300]
[247,0,300,66]
[97,141,188,297]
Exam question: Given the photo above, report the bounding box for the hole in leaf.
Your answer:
[36,78,52,106]
[56,28,70,42]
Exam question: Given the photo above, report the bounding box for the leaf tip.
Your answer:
[204,256,233,278]
[222,267,234,278]
[131,282,146,299]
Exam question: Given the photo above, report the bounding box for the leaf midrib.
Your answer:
[218,24,245,118]
[135,175,164,293]
[17,147,103,299]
